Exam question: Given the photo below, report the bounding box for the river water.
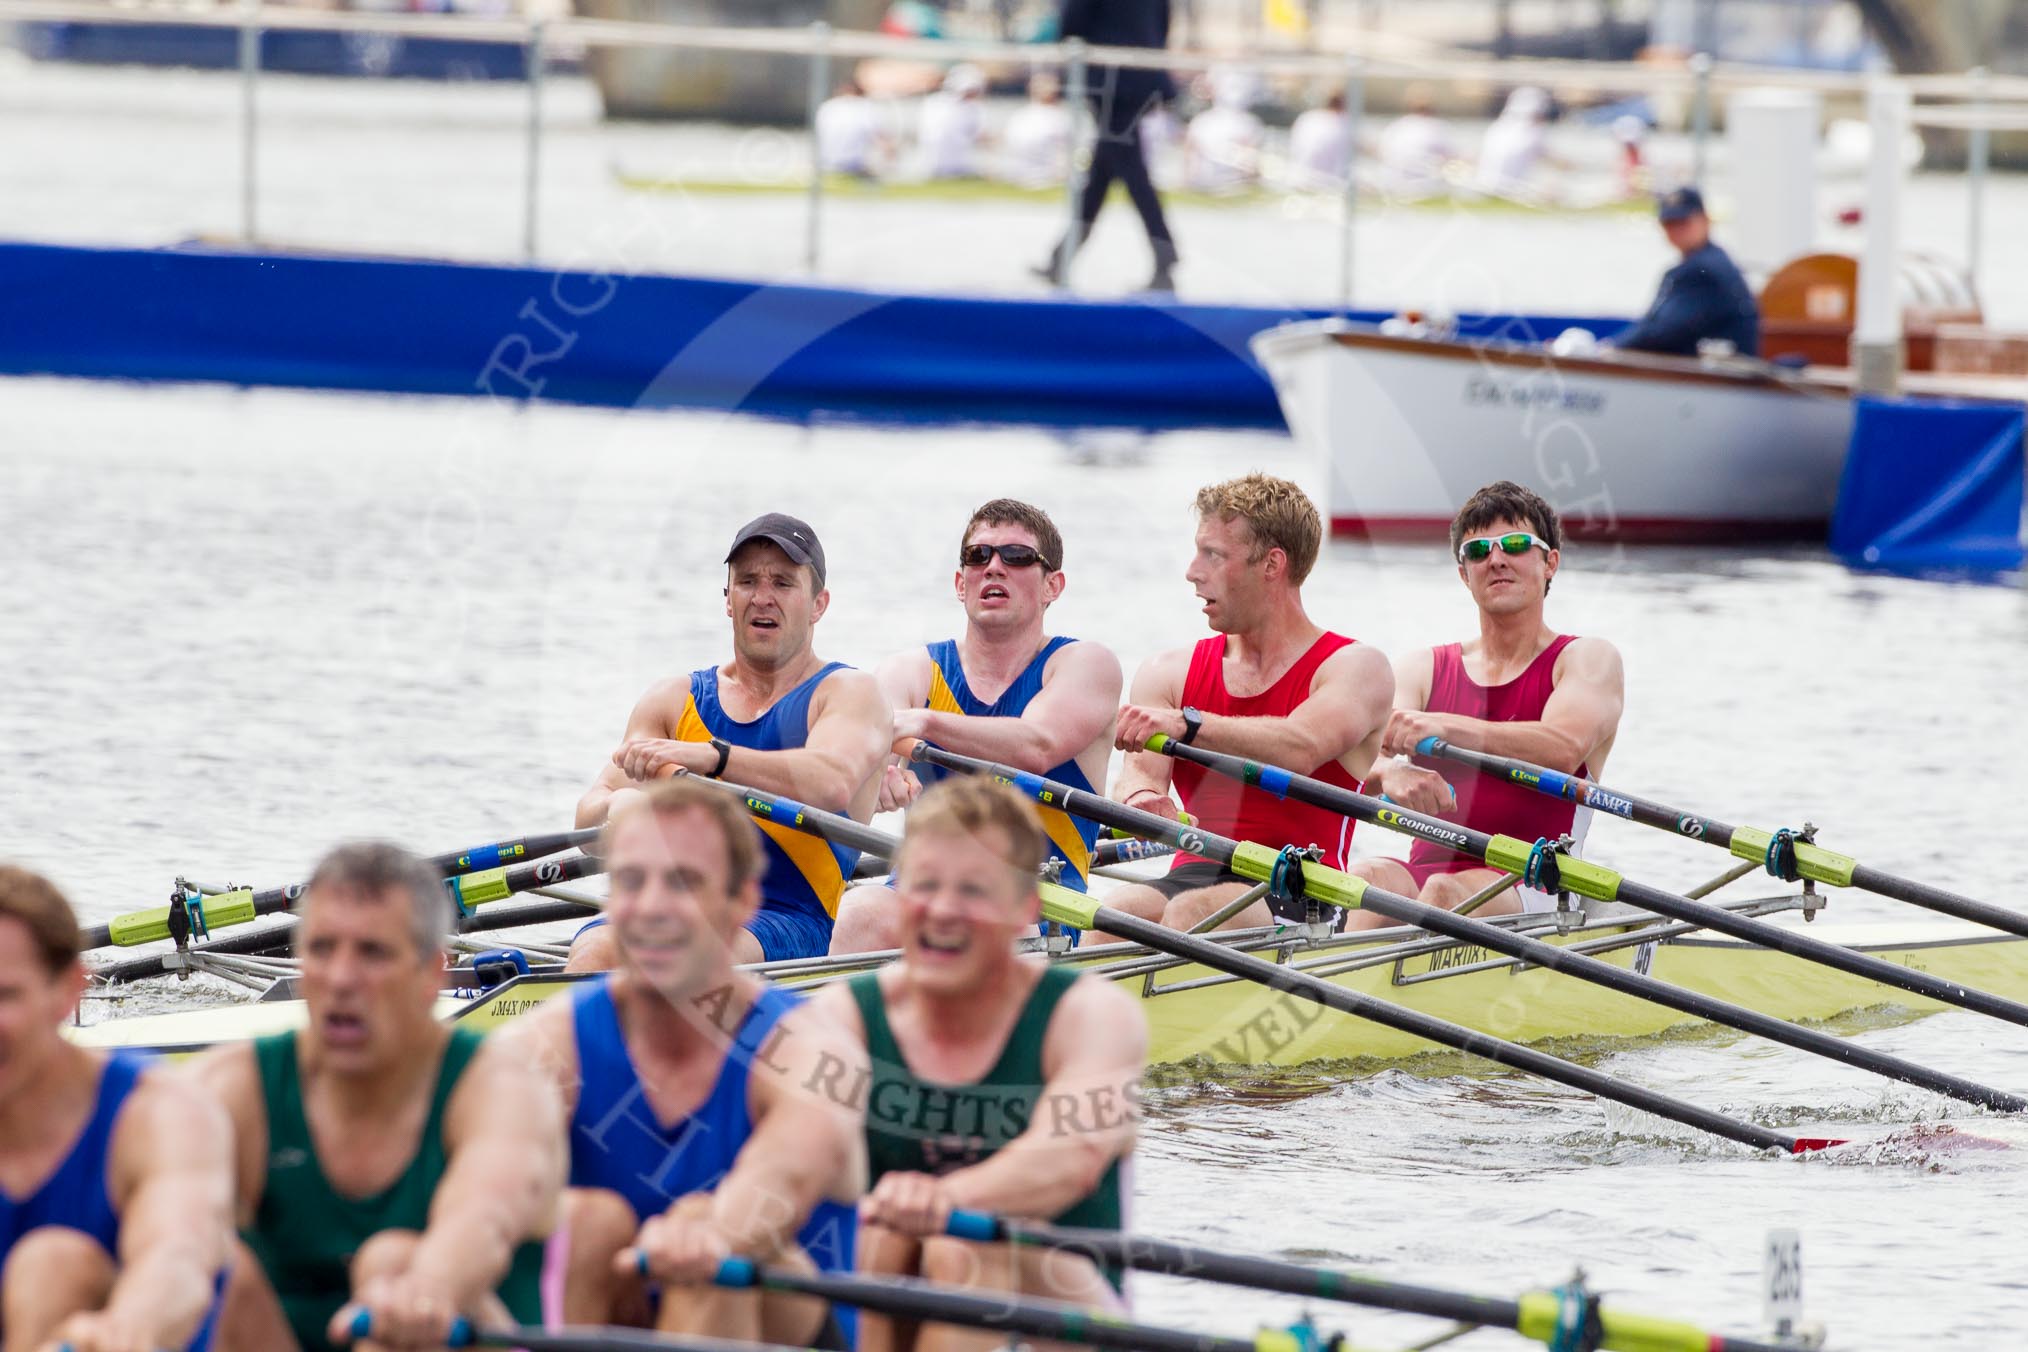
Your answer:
[5,56,2028,1352]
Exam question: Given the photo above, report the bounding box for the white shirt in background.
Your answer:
[1376,112,1455,194]
[1184,105,1263,192]
[917,91,984,179]
[1287,107,1352,189]
[817,94,882,175]
[1002,100,1073,186]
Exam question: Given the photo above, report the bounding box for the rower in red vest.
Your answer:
[1351,480,1625,925]
[1108,474,1394,934]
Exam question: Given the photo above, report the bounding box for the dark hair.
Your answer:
[0,863,80,975]
[962,499,1064,572]
[304,841,455,956]
[1449,480,1563,557]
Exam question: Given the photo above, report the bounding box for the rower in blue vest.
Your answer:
[570,513,891,968]
[1612,186,1762,358]
[0,865,234,1352]
[509,780,866,1349]
[827,499,1122,955]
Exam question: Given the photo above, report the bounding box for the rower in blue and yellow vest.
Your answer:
[571,512,893,967]
[827,500,1123,955]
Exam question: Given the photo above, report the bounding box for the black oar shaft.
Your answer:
[715,1259,1260,1352]
[967,1217,1795,1352]
[1152,742,2025,1110]
[903,745,1822,1154]
[1422,740,2028,939]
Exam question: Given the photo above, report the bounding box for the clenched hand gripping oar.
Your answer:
[81,826,601,950]
[1141,736,2028,1034]
[945,1212,1800,1352]
[1134,737,2024,1110]
[1416,737,2028,937]
[702,768,1845,1155]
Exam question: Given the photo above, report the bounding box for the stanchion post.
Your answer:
[1337,52,1362,313]
[805,20,831,275]
[238,0,259,242]
[1966,65,1989,299]
[1689,50,1712,187]
[524,18,545,261]
[1059,38,1088,290]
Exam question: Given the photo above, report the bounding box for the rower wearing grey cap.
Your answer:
[1610,185,1761,358]
[569,512,891,966]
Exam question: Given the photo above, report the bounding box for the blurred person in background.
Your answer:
[817,79,890,179]
[918,63,990,179]
[1611,186,1761,357]
[1472,85,1556,197]
[1285,88,1353,192]
[1033,0,1179,292]
[1184,68,1265,193]
[1001,72,1073,187]
[1375,82,1456,197]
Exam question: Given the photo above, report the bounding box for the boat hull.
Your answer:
[73,918,2026,1069]
[1251,321,1858,543]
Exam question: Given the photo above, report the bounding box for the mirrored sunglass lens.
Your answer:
[960,545,992,566]
[1499,533,1536,554]
[1463,539,1494,561]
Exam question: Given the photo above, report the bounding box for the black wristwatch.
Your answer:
[1179,706,1204,746]
[707,737,732,779]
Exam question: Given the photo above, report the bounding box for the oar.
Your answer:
[710,1257,1376,1352]
[89,888,603,985]
[81,828,600,950]
[702,769,1843,1155]
[1074,741,2024,1109]
[1139,736,2028,1034]
[342,1308,810,1352]
[944,1212,1796,1352]
[1416,737,2028,937]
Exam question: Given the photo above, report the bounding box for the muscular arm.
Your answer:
[577,679,689,828]
[101,1071,236,1350]
[1109,648,1189,807]
[940,978,1144,1220]
[409,1040,567,1309]
[1404,638,1624,774]
[717,670,892,814]
[712,1002,868,1256]
[903,642,1121,772]
[1192,643,1393,779]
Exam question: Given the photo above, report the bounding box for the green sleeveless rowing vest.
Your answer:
[851,965,1125,1236]
[243,1027,546,1352]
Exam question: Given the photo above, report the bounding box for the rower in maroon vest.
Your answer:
[1107,474,1394,935]
[1351,480,1625,926]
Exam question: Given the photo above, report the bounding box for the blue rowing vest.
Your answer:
[914,637,1102,892]
[672,664,861,926]
[0,1054,224,1352]
[567,978,858,1335]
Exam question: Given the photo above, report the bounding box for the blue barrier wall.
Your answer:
[0,241,1628,429]
[1831,395,2026,573]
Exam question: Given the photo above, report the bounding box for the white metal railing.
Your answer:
[5,0,2025,302]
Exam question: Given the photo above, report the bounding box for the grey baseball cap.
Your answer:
[725,512,826,588]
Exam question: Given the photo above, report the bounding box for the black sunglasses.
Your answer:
[960,542,1053,570]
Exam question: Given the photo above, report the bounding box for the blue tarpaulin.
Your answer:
[0,240,1627,430]
[1830,395,2026,572]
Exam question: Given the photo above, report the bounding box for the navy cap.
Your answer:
[726,512,826,588]
[1657,186,1706,222]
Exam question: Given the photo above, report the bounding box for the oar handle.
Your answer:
[943,1209,1005,1242]
[343,1307,476,1348]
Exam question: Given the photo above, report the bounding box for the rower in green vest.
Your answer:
[813,775,1146,1342]
[194,843,563,1352]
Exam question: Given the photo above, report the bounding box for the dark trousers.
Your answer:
[1066,89,1176,264]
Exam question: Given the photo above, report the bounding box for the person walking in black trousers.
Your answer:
[1035,0,1179,292]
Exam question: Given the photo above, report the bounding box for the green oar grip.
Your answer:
[105,889,257,947]
[1229,842,1368,910]
[1516,1289,1714,1352]
[1483,837,1622,902]
[1039,881,1100,932]
[1728,827,1857,887]
[446,867,512,912]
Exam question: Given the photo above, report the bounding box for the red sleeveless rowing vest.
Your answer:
[1406,634,1587,877]
[1169,632,1362,870]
